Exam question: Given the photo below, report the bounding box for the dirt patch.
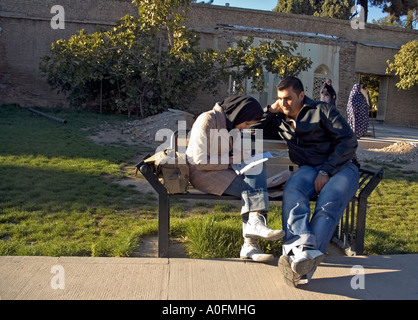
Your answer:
[86,109,195,149]
[356,141,418,172]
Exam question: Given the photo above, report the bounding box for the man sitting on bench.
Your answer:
[255,76,360,287]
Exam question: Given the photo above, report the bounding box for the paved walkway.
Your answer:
[1,254,417,300]
[359,122,418,148]
[1,123,417,301]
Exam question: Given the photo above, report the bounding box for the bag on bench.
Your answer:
[144,149,190,194]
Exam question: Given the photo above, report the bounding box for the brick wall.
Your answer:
[0,0,136,107]
[0,1,417,125]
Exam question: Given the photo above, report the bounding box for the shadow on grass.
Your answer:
[364,228,411,255]
[0,165,157,257]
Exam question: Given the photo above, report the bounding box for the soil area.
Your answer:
[357,140,418,172]
[87,110,418,173]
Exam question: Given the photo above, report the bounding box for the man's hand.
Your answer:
[314,173,330,194]
[269,99,284,114]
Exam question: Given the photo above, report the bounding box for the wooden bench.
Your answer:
[137,132,384,258]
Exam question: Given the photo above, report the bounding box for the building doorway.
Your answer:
[359,74,389,122]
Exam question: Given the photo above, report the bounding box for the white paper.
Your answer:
[231,152,272,175]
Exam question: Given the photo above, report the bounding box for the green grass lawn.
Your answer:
[0,104,417,257]
[0,105,157,256]
[361,162,418,255]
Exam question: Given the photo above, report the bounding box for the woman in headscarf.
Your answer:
[320,79,337,106]
[186,95,284,262]
[347,84,369,138]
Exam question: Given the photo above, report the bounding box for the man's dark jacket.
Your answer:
[254,97,358,176]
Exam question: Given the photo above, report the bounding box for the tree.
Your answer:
[372,14,404,27]
[274,0,355,20]
[40,0,312,116]
[274,0,417,27]
[41,0,217,116]
[319,0,355,19]
[274,0,317,16]
[219,37,312,93]
[371,0,417,29]
[386,40,418,90]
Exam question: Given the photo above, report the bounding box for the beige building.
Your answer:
[0,1,417,125]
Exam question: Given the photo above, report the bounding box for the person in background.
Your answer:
[320,78,336,106]
[347,84,370,139]
[186,95,285,263]
[254,76,359,287]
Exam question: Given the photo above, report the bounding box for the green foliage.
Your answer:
[386,40,418,90]
[274,0,354,20]
[220,37,312,93]
[184,215,242,258]
[363,163,418,255]
[372,10,417,29]
[360,75,379,112]
[274,0,316,15]
[40,0,312,116]
[40,15,166,116]
[315,0,354,19]
[371,0,417,28]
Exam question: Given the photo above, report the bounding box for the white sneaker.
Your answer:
[278,254,319,287]
[240,241,274,263]
[290,247,324,276]
[243,215,285,241]
[297,267,317,285]
[278,255,302,287]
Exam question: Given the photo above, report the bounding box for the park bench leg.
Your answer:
[158,194,170,258]
[355,197,367,255]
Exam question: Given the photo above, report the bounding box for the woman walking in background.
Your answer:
[347,84,369,139]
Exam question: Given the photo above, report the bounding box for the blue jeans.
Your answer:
[282,163,359,255]
[223,163,269,224]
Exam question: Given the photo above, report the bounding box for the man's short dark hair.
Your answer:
[277,76,304,95]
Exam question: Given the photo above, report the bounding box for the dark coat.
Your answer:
[254,97,358,176]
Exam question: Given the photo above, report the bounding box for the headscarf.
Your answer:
[320,79,336,105]
[218,95,264,130]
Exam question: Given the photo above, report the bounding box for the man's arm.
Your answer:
[319,105,358,176]
[250,100,284,140]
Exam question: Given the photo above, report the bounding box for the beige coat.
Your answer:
[186,104,238,195]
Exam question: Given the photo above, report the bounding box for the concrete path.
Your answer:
[1,254,417,300]
[359,122,418,149]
